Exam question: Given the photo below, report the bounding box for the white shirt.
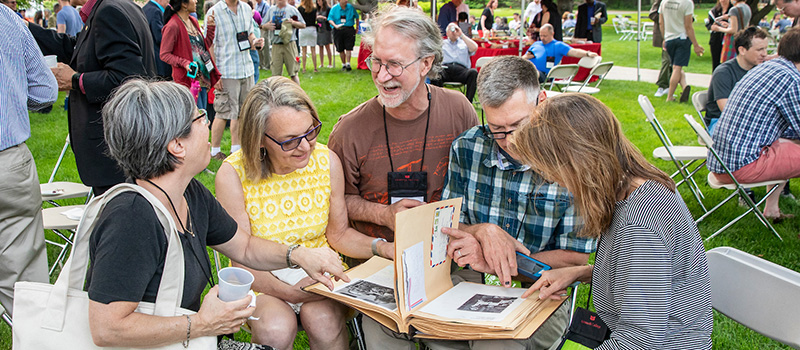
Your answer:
[442,37,473,69]
[524,2,541,25]
[659,0,694,41]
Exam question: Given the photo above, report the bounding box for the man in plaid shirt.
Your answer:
[440,56,595,350]
[708,28,800,222]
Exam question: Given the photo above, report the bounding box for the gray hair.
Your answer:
[363,5,443,79]
[477,56,540,108]
[541,23,554,33]
[103,79,196,180]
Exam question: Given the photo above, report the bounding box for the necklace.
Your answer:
[180,15,199,36]
[144,179,195,237]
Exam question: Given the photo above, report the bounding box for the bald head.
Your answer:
[540,23,555,43]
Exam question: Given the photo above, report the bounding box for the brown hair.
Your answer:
[778,27,800,63]
[301,0,316,11]
[238,76,320,182]
[510,94,674,237]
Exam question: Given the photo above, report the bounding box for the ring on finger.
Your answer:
[456,249,462,257]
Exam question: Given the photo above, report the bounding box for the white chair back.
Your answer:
[475,56,493,70]
[637,94,656,123]
[577,55,601,69]
[707,247,800,348]
[692,90,709,124]
[683,114,714,148]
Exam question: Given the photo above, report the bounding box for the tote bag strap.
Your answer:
[42,183,187,331]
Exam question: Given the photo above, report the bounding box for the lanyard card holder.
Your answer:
[546,56,556,69]
[556,284,610,349]
[387,171,427,204]
[236,31,251,51]
[200,51,214,72]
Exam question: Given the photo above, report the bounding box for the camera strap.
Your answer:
[383,85,432,204]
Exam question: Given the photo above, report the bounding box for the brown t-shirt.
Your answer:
[328,86,478,241]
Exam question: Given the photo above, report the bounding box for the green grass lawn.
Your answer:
[1,42,798,350]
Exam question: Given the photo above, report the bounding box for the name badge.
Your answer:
[387,171,427,204]
[200,51,214,72]
[546,56,555,69]
[236,31,251,51]
[340,15,346,24]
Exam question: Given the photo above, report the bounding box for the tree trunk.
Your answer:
[746,0,772,26]
[558,0,574,15]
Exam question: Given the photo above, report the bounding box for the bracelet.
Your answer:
[182,315,191,348]
[371,238,387,257]
[286,244,300,269]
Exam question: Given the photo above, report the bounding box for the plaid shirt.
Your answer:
[708,57,800,173]
[442,126,596,254]
[209,1,256,79]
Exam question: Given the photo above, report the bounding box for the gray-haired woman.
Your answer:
[85,79,348,348]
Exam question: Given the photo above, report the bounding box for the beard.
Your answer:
[376,74,422,109]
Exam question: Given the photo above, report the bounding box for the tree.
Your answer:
[746,0,773,26]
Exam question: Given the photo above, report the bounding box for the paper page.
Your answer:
[430,205,455,267]
[403,242,426,310]
[333,265,397,311]
[418,283,526,322]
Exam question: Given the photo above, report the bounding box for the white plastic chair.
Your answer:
[639,96,708,212]
[542,64,579,91]
[683,114,784,241]
[562,61,614,94]
[707,247,800,348]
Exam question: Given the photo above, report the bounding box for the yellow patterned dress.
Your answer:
[226,144,332,250]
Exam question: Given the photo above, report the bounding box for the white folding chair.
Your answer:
[0,302,10,327]
[691,90,709,128]
[638,96,708,212]
[472,56,494,111]
[42,204,84,276]
[562,62,614,94]
[683,114,784,241]
[707,247,800,348]
[542,64,579,91]
[42,134,92,205]
[441,65,466,94]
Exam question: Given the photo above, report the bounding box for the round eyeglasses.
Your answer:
[365,56,423,77]
[264,118,322,152]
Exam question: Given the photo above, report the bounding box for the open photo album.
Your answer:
[305,198,566,340]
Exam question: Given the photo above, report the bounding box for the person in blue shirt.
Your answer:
[327,0,358,71]
[437,0,462,36]
[522,24,597,82]
[55,0,83,36]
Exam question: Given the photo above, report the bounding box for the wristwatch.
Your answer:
[371,238,387,257]
[71,73,80,91]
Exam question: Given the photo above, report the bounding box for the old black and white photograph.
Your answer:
[457,294,517,314]
[338,280,397,310]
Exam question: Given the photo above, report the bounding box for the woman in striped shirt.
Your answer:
[512,94,713,349]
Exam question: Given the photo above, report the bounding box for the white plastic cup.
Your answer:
[44,55,57,68]
[218,267,254,302]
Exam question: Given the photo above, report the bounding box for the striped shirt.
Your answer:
[442,126,595,254]
[0,5,58,151]
[209,1,256,79]
[593,180,713,350]
[708,57,800,173]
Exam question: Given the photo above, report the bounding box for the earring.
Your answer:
[260,147,267,161]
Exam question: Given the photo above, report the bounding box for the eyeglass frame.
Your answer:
[263,117,323,152]
[365,56,424,77]
[192,109,209,125]
[480,95,539,140]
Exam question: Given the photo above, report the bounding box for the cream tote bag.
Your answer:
[12,183,217,349]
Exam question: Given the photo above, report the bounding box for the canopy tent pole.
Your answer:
[637,0,641,81]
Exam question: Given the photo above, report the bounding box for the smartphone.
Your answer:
[187,62,199,79]
[516,252,551,280]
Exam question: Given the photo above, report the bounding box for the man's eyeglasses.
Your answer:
[365,56,423,77]
[264,118,322,152]
[193,109,209,125]
[480,95,539,140]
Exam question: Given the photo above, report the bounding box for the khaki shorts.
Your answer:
[214,77,254,120]
[271,42,298,77]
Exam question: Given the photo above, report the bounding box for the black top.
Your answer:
[317,7,330,32]
[481,7,493,31]
[86,179,238,311]
[298,5,316,28]
[705,58,747,123]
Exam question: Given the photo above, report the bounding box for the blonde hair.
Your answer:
[238,76,321,182]
[511,94,674,237]
[300,0,315,11]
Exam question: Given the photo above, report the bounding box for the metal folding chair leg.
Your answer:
[0,302,11,327]
[704,185,783,241]
[347,313,367,350]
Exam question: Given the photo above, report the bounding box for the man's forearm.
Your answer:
[345,194,390,228]
[528,249,590,269]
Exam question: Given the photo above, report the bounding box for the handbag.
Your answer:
[12,183,217,349]
[555,284,610,350]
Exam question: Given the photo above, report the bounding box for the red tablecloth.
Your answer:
[561,43,602,82]
[357,41,371,70]
[471,47,524,70]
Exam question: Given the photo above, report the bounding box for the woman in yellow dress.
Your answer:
[216,76,393,350]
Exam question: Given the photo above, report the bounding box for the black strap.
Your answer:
[382,85,432,172]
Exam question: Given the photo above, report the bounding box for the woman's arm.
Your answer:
[88,286,253,347]
[326,151,394,260]
[481,14,489,31]
[160,21,191,69]
[214,162,349,290]
[711,14,737,34]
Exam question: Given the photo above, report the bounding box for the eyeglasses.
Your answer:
[193,109,209,125]
[365,56,423,77]
[264,118,322,152]
[480,97,538,140]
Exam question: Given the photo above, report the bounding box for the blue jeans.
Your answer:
[197,87,208,110]
[250,50,260,83]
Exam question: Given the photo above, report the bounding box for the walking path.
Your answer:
[606,65,712,87]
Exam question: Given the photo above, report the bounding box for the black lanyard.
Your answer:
[224,4,243,34]
[382,85,432,172]
[144,179,215,287]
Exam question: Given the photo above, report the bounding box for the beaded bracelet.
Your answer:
[286,244,300,269]
[182,315,191,348]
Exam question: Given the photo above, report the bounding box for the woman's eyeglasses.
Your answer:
[264,118,322,152]
[192,109,209,125]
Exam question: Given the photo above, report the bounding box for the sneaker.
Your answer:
[679,85,691,103]
[654,87,668,97]
[782,185,796,200]
[212,152,227,161]
[346,64,352,71]
[341,66,347,71]
[738,189,757,207]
